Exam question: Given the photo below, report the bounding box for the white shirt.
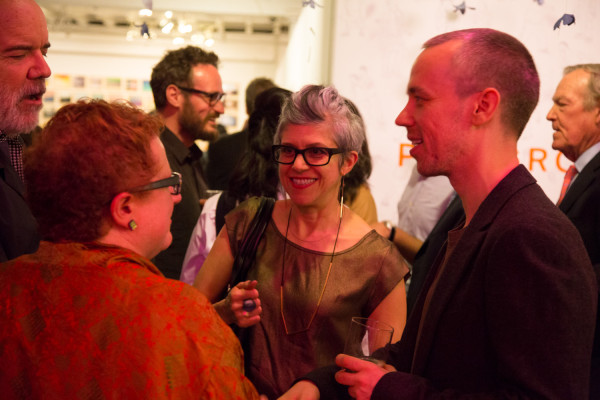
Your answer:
[396,165,455,241]
[180,192,222,285]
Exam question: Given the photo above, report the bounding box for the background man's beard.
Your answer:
[178,103,218,142]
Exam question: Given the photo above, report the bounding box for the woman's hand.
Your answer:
[227,280,262,327]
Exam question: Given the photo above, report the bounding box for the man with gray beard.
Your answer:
[150,46,225,279]
[0,0,51,261]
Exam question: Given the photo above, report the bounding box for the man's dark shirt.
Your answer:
[206,128,248,190]
[153,127,208,279]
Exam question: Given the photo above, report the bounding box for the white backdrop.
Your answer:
[329,0,600,221]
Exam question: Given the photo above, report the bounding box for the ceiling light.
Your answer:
[164,11,173,19]
[204,38,215,47]
[191,33,205,44]
[139,8,152,17]
[173,37,185,45]
[162,22,174,34]
[178,22,192,34]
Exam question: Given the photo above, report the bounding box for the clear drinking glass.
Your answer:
[343,317,394,366]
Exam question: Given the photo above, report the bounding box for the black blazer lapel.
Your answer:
[559,151,600,213]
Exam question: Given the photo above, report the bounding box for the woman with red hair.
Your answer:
[0,99,258,399]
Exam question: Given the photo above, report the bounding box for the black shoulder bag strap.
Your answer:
[228,197,276,289]
[215,190,238,234]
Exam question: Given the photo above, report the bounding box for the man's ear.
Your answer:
[341,150,359,176]
[109,192,134,230]
[165,84,183,109]
[472,88,500,126]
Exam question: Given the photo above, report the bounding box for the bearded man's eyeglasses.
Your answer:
[176,85,226,107]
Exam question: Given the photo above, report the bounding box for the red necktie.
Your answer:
[557,165,577,205]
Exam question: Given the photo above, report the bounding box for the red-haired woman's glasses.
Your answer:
[129,172,182,195]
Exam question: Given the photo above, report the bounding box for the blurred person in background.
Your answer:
[206,77,276,190]
[181,87,292,285]
[150,46,224,279]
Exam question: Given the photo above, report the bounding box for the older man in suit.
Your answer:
[281,28,597,400]
[0,0,51,261]
[547,64,600,399]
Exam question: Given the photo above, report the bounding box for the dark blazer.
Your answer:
[373,165,597,399]
[559,150,600,399]
[304,166,597,399]
[0,141,39,262]
[206,128,248,190]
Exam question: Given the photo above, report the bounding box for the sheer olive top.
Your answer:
[226,197,408,398]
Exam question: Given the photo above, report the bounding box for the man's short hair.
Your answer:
[245,78,276,115]
[150,46,219,111]
[424,28,540,138]
[564,64,600,110]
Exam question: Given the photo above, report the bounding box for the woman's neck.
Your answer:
[286,200,343,244]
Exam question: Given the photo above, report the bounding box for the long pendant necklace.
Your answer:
[280,204,343,335]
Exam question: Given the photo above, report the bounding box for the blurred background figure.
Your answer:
[181,87,292,285]
[0,100,258,399]
[206,77,276,190]
[342,99,378,224]
[193,85,408,398]
[150,46,224,279]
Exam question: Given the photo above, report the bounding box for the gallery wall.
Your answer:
[330,0,600,221]
[41,0,600,222]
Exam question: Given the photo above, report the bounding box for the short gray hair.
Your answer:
[275,85,365,162]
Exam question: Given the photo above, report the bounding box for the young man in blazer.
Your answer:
[281,29,597,400]
[547,64,600,399]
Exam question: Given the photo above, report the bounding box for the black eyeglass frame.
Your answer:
[128,172,182,195]
[175,85,226,106]
[272,145,344,167]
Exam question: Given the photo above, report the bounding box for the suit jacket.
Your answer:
[303,166,597,399]
[371,165,597,399]
[559,150,600,399]
[0,140,39,262]
[206,128,248,190]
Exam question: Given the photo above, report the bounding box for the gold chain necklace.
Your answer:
[280,205,343,335]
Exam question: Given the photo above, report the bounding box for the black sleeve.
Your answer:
[295,365,352,400]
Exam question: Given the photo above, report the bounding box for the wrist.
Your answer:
[388,226,396,241]
[383,220,396,242]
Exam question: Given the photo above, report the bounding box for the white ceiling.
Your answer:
[38,0,305,39]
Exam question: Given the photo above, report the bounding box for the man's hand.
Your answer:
[334,354,389,400]
[278,380,320,400]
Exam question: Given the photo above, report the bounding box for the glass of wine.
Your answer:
[343,317,394,366]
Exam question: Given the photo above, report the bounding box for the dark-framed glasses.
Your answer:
[272,145,343,167]
[175,85,226,107]
[129,172,182,195]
